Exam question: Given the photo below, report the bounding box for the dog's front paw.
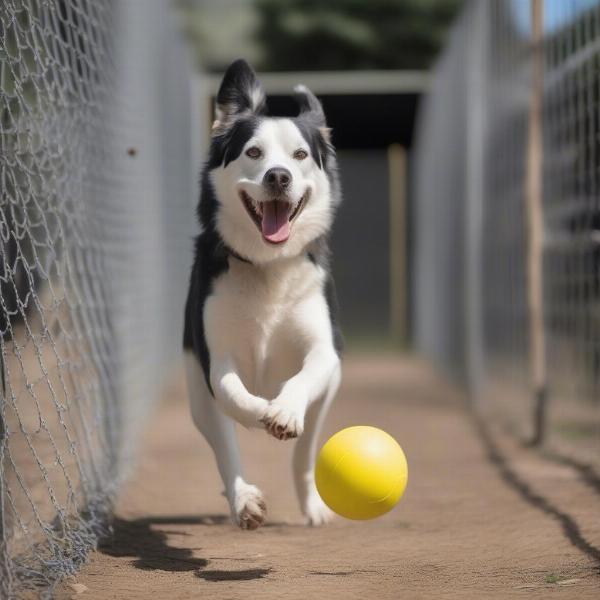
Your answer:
[303,487,335,526]
[234,483,267,530]
[260,402,304,440]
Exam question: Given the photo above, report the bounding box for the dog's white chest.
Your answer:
[203,256,325,397]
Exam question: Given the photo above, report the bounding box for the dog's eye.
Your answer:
[245,146,262,159]
[293,149,308,160]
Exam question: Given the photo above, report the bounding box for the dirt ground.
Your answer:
[56,354,600,599]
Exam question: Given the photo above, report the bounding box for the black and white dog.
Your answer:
[183,60,342,529]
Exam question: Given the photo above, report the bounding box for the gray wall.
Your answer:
[332,150,391,341]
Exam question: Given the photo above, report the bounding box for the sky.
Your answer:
[511,0,599,33]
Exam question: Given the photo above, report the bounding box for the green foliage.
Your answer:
[254,0,463,71]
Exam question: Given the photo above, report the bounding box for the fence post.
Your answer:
[388,144,408,346]
[526,0,547,445]
[0,348,4,543]
[464,0,488,399]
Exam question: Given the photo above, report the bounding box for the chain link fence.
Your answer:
[414,0,600,466]
[0,1,195,596]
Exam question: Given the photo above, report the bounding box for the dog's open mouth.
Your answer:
[240,190,309,244]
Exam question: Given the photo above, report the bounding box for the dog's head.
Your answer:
[205,60,339,263]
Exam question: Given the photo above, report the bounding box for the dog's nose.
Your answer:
[263,167,292,194]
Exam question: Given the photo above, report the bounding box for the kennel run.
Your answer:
[1,0,599,597]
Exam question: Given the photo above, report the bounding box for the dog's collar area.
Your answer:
[222,243,317,267]
[225,245,253,264]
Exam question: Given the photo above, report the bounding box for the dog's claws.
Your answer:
[234,484,267,530]
[260,404,304,440]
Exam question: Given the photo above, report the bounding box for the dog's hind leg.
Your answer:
[184,351,267,530]
[292,361,341,526]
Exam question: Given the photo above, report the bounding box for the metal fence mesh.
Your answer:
[0,1,194,596]
[414,0,600,466]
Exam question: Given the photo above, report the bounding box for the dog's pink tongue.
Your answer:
[261,200,290,243]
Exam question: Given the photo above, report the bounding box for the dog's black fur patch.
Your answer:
[208,117,262,170]
[184,60,342,393]
[216,58,266,117]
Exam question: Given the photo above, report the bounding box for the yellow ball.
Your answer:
[315,426,408,520]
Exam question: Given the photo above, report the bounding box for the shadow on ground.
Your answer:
[99,515,273,581]
[99,516,221,571]
[476,418,600,565]
[196,568,271,581]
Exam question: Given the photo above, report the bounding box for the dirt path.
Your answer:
[56,354,600,599]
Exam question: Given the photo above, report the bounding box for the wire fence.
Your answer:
[0,1,194,597]
[414,0,600,467]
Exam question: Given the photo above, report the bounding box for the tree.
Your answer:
[255,0,463,71]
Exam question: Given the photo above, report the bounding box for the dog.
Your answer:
[183,59,342,529]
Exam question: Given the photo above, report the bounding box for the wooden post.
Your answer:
[526,0,547,445]
[388,144,408,347]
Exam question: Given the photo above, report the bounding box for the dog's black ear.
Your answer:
[293,84,331,142]
[213,59,266,133]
